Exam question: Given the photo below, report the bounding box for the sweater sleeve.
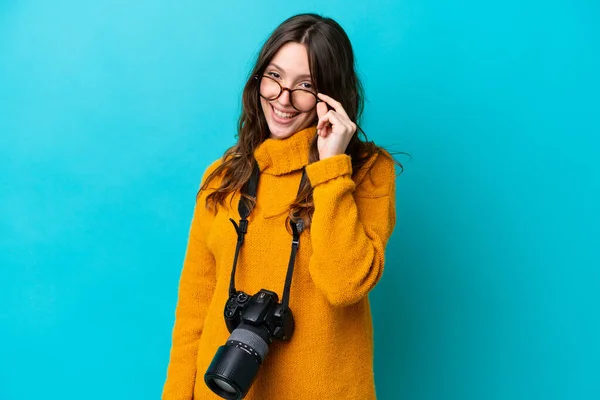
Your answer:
[162,161,220,400]
[305,152,396,307]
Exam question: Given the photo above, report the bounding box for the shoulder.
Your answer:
[201,158,223,182]
[353,149,396,198]
[195,158,226,211]
[199,157,226,189]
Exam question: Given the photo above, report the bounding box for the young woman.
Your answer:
[163,13,398,400]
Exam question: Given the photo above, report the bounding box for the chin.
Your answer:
[268,125,302,139]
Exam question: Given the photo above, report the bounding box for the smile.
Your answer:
[271,105,299,119]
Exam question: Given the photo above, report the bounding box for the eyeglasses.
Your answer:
[256,75,319,113]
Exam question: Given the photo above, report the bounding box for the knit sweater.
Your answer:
[163,126,396,400]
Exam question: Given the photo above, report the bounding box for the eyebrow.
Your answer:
[268,63,312,80]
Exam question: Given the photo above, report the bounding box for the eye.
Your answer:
[267,71,281,79]
[299,82,313,90]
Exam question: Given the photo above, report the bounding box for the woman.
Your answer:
[163,13,399,400]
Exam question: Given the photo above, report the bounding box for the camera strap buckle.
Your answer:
[229,218,249,244]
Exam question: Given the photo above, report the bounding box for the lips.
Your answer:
[271,104,299,124]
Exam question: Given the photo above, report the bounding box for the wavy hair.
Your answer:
[199,13,402,227]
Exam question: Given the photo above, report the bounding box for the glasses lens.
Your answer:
[259,76,281,100]
[291,90,317,112]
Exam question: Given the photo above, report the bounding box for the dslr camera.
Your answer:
[204,289,295,399]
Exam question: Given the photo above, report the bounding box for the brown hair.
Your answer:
[199,13,401,226]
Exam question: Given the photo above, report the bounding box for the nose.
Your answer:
[277,88,292,106]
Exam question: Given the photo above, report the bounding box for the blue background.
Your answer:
[1,1,599,399]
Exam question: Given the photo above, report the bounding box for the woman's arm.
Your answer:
[305,152,396,307]
[162,162,220,400]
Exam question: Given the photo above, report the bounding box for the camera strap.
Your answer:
[228,160,306,311]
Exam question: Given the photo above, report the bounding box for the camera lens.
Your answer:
[204,323,271,399]
[214,380,237,395]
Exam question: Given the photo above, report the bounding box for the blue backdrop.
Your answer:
[1,1,598,399]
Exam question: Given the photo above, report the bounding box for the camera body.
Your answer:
[225,289,295,341]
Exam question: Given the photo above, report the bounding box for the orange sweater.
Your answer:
[163,126,396,400]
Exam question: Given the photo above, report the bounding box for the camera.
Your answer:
[204,289,295,399]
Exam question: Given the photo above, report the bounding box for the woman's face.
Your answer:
[260,42,318,139]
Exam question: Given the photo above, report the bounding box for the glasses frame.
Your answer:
[255,74,321,113]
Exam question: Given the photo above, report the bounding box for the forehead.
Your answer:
[269,42,310,76]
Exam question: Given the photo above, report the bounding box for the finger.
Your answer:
[317,93,349,118]
[316,112,330,131]
[316,101,328,120]
[317,127,330,138]
[317,110,345,131]
[317,110,335,131]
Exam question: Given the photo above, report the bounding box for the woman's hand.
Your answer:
[315,93,357,160]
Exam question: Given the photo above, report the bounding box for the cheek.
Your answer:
[295,110,317,131]
[260,98,270,116]
[304,110,317,124]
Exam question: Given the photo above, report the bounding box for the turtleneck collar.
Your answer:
[254,126,317,176]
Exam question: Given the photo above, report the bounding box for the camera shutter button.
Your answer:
[237,293,249,303]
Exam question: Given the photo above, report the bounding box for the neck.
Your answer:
[253,126,317,176]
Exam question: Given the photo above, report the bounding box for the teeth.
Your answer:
[273,107,297,119]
